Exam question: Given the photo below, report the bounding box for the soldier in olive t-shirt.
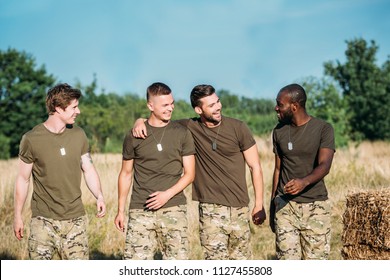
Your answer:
[19,123,88,219]
[271,83,335,260]
[115,82,196,260]
[14,83,106,260]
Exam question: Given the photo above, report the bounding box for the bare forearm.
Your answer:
[300,148,334,188]
[84,168,104,200]
[301,163,331,188]
[250,165,264,208]
[117,173,132,213]
[167,155,195,198]
[167,173,194,198]
[14,177,29,218]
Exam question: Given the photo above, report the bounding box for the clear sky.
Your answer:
[1,0,389,101]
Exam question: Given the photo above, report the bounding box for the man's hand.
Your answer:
[252,207,266,225]
[283,178,307,195]
[96,196,106,218]
[145,191,173,210]
[13,217,24,240]
[132,118,148,139]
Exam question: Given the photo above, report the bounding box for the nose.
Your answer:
[275,105,279,112]
[76,107,81,114]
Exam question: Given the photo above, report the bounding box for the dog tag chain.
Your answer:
[150,124,167,152]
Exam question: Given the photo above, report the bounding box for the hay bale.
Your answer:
[342,189,390,259]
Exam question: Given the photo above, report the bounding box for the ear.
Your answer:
[194,106,202,115]
[147,101,154,111]
[55,106,64,114]
[291,102,299,112]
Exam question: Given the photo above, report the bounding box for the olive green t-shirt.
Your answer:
[19,123,89,220]
[178,116,256,207]
[122,121,195,209]
[272,117,335,203]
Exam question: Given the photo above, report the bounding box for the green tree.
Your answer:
[0,48,56,158]
[301,77,349,147]
[77,78,150,153]
[324,38,390,140]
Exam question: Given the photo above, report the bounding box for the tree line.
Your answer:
[1,38,389,159]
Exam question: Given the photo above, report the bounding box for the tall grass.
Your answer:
[1,139,389,260]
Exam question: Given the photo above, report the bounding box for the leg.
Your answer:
[199,203,229,260]
[28,216,57,260]
[124,209,158,260]
[300,200,331,260]
[60,216,89,260]
[158,205,189,260]
[228,207,252,260]
[274,197,302,260]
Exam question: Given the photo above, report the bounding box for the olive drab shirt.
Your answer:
[178,116,256,207]
[19,123,89,220]
[122,121,195,209]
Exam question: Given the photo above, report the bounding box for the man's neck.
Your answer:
[148,116,170,127]
[44,116,66,133]
[200,116,221,128]
[292,113,311,127]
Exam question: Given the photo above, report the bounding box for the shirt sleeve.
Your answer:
[122,131,135,160]
[19,135,34,164]
[320,122,336,151]
[181,128,196,156]
[238,121,256,151]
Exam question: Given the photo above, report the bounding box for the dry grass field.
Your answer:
[1,138,389,260]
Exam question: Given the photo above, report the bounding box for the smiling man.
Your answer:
[115,82,196,260]
[13,83,106,260]
[271,83,335,260]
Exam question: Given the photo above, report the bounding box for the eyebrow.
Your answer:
[208,98,220,107]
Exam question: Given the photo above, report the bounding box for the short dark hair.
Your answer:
[46,83,82,114]
[279,83,307,108]
[146,82,171,101]
[190,84,215,108]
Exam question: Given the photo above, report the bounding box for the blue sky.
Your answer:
[1,0,389,101]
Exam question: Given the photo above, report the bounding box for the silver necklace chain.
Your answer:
[43,123,68,156]
[149,124,168,152]
[288,120,309,151]
[201,122,221,151]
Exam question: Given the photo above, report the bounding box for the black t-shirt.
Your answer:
[272,117,335,203]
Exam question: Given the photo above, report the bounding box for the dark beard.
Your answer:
[278,117,292,125]
[203,113,221,125]
[278,109,293,124]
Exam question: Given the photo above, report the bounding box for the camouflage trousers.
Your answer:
[274,196,331,260]
[28,215,89,260]
[124,205,188,260]
[199,203,252,260]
